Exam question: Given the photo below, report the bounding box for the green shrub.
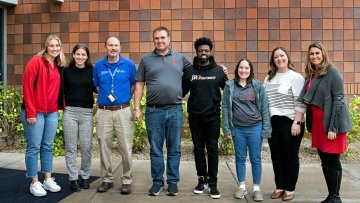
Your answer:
[130,94,148,152]
[219,134,234,156]
[182,100,192,139]
[0,85,24,146]
[348,95,360,143]
[53,111,65,156]
[343,96,360,160]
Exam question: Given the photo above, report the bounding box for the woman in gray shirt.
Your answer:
[222,59,271,202]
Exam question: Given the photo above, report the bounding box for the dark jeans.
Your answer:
[145,105,183,185]
[268,116,304,191]
[189,114,220,185]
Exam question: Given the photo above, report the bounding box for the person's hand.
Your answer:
[220,65,228,75]
[328,131,337,140]
[224,134,232,140]
[27,118,36,125]
[291,123,301,136]
[134,109,142,122]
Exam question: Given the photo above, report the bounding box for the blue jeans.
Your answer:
[233,123,262,184]
[21,109,58,177]
[145,105,183,186]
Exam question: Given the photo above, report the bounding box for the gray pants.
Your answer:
[63,106,93,181]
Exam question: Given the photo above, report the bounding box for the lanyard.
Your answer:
[107,68,118,93]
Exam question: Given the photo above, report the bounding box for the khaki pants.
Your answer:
[95,107,134,184]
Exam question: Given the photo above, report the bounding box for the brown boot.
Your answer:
[97,182,113,193]
[120,184,131,194]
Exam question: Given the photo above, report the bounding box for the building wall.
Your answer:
[5,0,360,100]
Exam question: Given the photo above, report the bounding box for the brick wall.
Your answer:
[6,0,360,100]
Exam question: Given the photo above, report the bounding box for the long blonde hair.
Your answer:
[37,34,67,67]
[304,41,331,78]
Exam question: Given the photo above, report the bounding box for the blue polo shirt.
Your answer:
[93,55,137,106]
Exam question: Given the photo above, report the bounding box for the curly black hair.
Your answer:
[194,37,213,51]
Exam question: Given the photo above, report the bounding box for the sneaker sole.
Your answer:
[209,187,221,199]
[44,187,61,193]
[194,190,204,194]
[148,187,163,196]
[166,192,178,196]
[30,191,47,197]
[210,194,221,199]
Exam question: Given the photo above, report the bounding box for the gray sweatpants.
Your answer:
[63,106,94,181]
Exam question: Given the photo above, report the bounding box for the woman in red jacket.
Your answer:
[21,34,67,197]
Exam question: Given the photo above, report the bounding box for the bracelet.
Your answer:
[135,107,140,110]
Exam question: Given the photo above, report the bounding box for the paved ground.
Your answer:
[0,152,359,203]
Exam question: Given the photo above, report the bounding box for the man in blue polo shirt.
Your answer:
[93,37,137,195]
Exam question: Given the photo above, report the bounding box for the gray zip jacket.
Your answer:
[297,65,352,133]
[222,79,272,138]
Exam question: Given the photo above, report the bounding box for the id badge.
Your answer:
[107,93,117,103]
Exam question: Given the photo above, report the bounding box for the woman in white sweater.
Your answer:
[264,47,306,201]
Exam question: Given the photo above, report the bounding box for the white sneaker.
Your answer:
[234,188,248,199]
[30,182,47,197]
[43,177,61,192]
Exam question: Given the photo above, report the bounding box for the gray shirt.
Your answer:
[136,50,191,105]
[232,83,262,126]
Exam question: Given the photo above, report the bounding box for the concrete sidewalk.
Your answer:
[0,152,359,203]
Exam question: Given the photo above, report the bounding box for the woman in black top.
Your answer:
[63,44,95,191]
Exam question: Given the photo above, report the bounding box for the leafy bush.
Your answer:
[53,111,65,156]
[182,100,192,139]
[348,96,360,143]
[130,95,148,152]
[219,134,234,156]
[0,85,24,146]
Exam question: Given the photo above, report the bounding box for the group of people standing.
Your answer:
[21,26,351,203]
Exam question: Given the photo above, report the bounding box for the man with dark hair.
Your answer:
[182,37,228,199]
[134,26,192,196]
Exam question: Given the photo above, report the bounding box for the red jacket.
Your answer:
[22,55,63,118]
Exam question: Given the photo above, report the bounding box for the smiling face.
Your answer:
[309,47,324,68]
[46,39,61,60]
[153,30,170,55]
[73,48,88,68]
[273,49,289,72]
[196,44,211,65]
[105,37,121,59]
[237,60,251,81]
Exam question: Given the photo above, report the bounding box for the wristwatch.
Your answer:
[293,121,302,125]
